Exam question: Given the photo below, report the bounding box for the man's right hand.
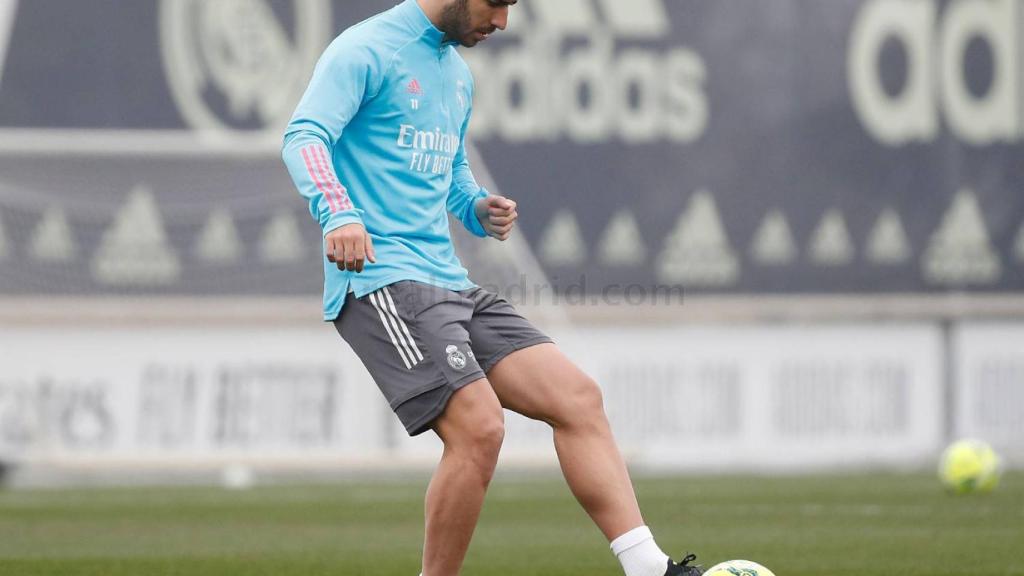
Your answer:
[325,223,376,273]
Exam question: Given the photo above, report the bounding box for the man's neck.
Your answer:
[416,0,444,30]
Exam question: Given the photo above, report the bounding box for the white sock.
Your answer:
[610,526,670,576]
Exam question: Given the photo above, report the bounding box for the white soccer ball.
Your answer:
[704,559,777,576]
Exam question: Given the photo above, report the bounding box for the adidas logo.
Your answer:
[849,0,1024,146]
[502,0,670,38]
[461,0,708,144]
[406,79,424,95]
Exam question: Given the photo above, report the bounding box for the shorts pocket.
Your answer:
[389,280,472,320]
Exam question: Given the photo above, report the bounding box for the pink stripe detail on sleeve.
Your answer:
[313,145,354,212]
[301,145,339,213]
[309,145,343,213]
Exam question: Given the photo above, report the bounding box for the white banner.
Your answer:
[564,325,944,470]
[954,324,1024,462]
[0,324,945,471]
[0,326,388,463]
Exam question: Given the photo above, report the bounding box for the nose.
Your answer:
[492,7,508,31]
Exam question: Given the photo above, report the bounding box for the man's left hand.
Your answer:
[475,195,518,241]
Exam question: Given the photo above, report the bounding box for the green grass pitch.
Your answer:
[0,472,1021,575]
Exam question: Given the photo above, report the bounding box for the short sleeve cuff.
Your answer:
[465,187,490,238]
[322,209,365,237]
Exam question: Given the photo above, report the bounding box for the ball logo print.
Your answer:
[446,345,467,370]
[159,0,331,133]
[704,560,776,576]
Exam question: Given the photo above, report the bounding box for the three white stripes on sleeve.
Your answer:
[368,286,425,370]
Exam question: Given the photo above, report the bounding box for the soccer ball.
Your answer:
[938,439,1002,494]
[704,560,776,576]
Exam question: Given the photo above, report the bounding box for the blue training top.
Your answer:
[282,0,489,320]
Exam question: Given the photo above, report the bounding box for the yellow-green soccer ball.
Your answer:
[939,439,1002,494]
[704,560,777,576]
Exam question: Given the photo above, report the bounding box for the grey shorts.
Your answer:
[334,280,553,436]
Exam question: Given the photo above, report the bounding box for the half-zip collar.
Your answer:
[397,0,461,48]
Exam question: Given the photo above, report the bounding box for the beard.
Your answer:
[439,0,474,46]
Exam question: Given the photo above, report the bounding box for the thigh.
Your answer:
[335,281,488,436]
[431,378,505,446]
[484,341,596,424]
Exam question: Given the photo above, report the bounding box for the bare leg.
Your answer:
[422,379,505,576]
[550,408,645,540]
[487,343,644,541]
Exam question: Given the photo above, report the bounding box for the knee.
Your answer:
[459,411,506,469]
[474,413,506,458]
[552,375,607,430]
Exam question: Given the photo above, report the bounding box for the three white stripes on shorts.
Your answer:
[368,287,424,370]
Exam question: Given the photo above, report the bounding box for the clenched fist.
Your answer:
[474,195,518,241]
[325,223,376,273]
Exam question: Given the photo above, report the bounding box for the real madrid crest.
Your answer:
[446,344,467,370]
[159,0,331,133]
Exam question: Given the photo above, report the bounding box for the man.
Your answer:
[282,1,703,575]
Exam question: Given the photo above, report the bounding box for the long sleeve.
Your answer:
[282,41,382,236]
[447,99,489,238]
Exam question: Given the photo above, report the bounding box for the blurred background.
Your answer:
[0,0,1022,487]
